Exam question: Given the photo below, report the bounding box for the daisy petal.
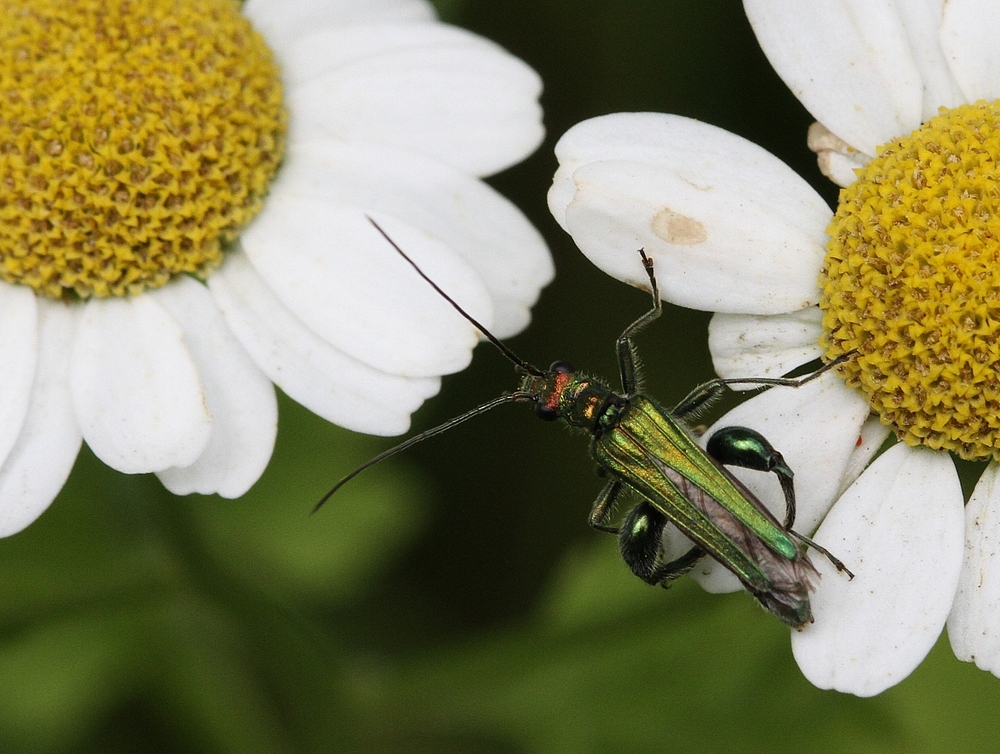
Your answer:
[0,301,82,536]
[286,31,543,176]
[791,443,964,696]
[241,197,493,377]
[152,278,278,499]
[550,113,831,235]
[563,159,826,314]
[690,373,871,593]
[947,463,1000,675]
[806,122,868,188]
[209,251,440,436]
[940,0,1000,102]
[896,0,965,117]
[744,0,923,156]
[0,283,37,470]
[834,416,891,499]
[708,308,824,379]
[70,295,212,474]
[243,0,435,55]
[268,140,552,338]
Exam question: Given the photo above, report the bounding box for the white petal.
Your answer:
[563,160,826,314]
[744,0,923,156]
[690,372,871,592]
[834,415,890,499]
[792,443,964,697]
[0,283,37,470]
[550,113,831,236]
[947,463,1000,674]
[151,278,278,499]
[70,295,211,474]
[0,301,82,536]
[896,0,965,117]
[940,0,1000,101]
[286,31,543,176]
[807,121,868,188]
[269,140,552,339]
[209,251,440,436]
[244,0,435,56]
[708,308,824,379]
[242,197,493,377]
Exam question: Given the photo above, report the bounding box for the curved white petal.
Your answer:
[70,295,211,474]
[948,462,1000,674]
[744,0,923,156]
[0,301,82,536]
[940,0,1000,101]
[896,0,965,117]
[209,251,440,436]
[690,372,871,593]
[242,195,494,378]
[244,0,435,56]
[562,159,826,314]
[0,283,37,471]
[286,32,543,176]
[791,443,964,697]
[708,308,824,379]
[151,278,278,498]
[550,113,831,236]
[271,140,552,339]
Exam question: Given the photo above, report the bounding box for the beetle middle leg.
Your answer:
[588,479,625,534]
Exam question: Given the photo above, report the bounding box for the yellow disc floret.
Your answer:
[821,100,1000,460]
[0,0,285,299]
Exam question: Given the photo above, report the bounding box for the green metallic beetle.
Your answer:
[317,220,852,628]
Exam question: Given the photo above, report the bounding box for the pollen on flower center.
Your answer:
[821,100,1000,461]
[0,0,286,299]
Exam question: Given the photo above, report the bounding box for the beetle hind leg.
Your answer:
[619,501,703,586]
[705,425,797,528]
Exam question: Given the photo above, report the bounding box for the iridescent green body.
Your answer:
[520,368,816,628]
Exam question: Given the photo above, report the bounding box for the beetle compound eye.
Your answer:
[534,402,561,421]
[549,360,575,374]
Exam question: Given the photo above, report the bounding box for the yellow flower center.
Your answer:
[821,100,1000,461]
[0,0,285,299]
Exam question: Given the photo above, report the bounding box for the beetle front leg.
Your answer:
[619,502,703,586]
[705,426,797,529]
[616,250,661,395]
[589,479,624,534]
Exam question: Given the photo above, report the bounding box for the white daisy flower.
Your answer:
[0,0,551,535]
[546,0,1000,696]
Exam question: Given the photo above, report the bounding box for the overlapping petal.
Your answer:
[940,0,1000,102]
[210,251,440,437]
[243,0,435,55]
[744,0,923,156]
[267,141,552,338]
[0,284,37,473]
[0,301,81,536]
[152,278,278,498]
[792,444,964,696]
[69,295,212,475]
[948,463,1000,675]
[708,308,824,379]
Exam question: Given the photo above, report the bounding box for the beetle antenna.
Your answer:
[314,391,534,511]
[367,217,545,377]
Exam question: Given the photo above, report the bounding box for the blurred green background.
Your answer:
[4,1,999,752]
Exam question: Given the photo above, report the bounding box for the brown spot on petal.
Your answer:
[652,207,707,245]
